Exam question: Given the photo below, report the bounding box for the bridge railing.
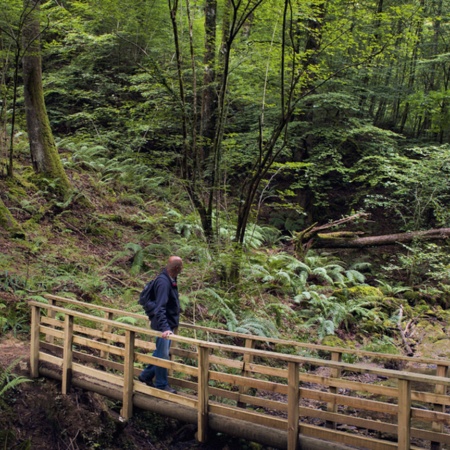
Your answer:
[29,296,450,450]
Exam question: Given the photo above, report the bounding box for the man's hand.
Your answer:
[161,330,173,339]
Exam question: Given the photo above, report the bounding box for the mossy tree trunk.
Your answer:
[0,196,23,237]
[22,0,71,198]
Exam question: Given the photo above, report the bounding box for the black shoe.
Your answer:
[138,375,154,387]
[158,385,177,394]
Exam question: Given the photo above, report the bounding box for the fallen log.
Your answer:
[314,228,450,249]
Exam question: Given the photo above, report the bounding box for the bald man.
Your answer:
[139,256,183,393]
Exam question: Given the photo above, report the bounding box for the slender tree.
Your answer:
[22,0,71,197]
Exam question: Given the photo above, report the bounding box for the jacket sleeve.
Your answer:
[152,277,171,332]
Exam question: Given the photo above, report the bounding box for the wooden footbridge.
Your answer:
[28,295,450,450]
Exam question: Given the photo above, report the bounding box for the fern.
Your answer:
[233,316,279,338]
[0,358,31,402]
[115,316,138,325]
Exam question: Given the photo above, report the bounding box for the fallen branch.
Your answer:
[314,228,450,248]
[397,305,414,356]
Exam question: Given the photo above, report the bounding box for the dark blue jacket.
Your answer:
[150,269,180,332]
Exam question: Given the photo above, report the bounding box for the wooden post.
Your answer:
[197,345,210,443]
[45,298,55,344]
[100,311,114,359]
[30,305,41,378]
[326,351,342,429]
[121,330,135,421]
[287,361,300,450]
[397,378,411,450]
[237,338,256,408]
[62,314,74,394]
[431,364,448,450]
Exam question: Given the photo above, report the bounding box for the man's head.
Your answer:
[166,256,183,278]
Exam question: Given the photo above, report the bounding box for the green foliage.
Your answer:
[353,144,450,230]
[0,301,30,337]
[362,336,399,355]
[0,358,31,406]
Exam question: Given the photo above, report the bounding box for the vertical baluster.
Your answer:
[62,314,74,394]
[431,364,448,450]
[30,305,41,378]
[197,345,210,443]
[100,311,114,359]
[398,378,411,450]
[121,330,135,420]
[287,361,300,450]
[326,351,342,429]
[237,338,256,408]
[45,298,55,344]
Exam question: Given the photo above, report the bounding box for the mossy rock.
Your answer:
[419,338,450,359]
[321,335,355,350]
[415,319,446,344]
[334,285,383,302]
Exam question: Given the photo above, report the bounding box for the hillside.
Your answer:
[0,150,281,449]
[2,146,450,449]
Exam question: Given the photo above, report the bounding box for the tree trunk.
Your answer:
[313,228,450,248]
[0,197,24,237]
[22,0,71,198]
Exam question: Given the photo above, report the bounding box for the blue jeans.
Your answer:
[140,337,171,388]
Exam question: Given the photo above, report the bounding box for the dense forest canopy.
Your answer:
[1,0,449,238]
[0,0,450,312]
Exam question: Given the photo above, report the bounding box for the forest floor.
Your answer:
[1,152,449,449]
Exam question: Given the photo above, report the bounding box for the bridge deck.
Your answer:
[28,295,450,450]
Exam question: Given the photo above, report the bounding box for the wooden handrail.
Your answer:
[42,294,450,368]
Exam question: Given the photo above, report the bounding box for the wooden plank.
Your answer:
[62,315,74,394]
[74,324,126,343]
[209,354,244,370]
[39,325,64,339]
[39,351,62,366]
[197,346,210,442]
[300,423,400,450]
[397,379,411,450]
[121,330,135,420]
[72,362,124,386]
[300,387,398,414]
[134,353,198,377]
[287,362,299,450]
[134,382,198,408]
[301,372,450,406]
[41,316,64,327]
[209,385,288,412]
[209,370,288,395]
[209,403,287,431]
[246,362,287,378]
[72,336,125,357]
[412,407,450,425]
[300,406,397,434]
[30,306,41,378]
[411,427,450,445]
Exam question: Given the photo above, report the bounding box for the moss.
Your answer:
[0,198,24,238]
[321,335,355,350]
[334,285,384,302]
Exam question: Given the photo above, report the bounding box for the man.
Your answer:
[138,256,183,393]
